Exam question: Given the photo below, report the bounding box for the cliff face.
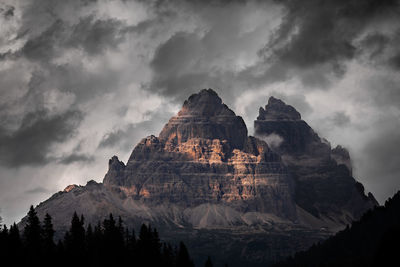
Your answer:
[103,89,296,219]
[23,89,378,266]
[255,96,378,222]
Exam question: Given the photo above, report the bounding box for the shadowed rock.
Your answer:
[255,96,377,221]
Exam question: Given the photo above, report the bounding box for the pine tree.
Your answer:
[9,223,21,247]
[205,256,213,267]
[177,242,194,267]
[23,205,42,264]
[9,223,22,262]
[0,225,10,264]
[42,213,55,250]
[64,212,86,261]
[162,243,175,267]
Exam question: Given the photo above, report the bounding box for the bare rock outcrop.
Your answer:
[255,96,377,223]
[104,89,296,219]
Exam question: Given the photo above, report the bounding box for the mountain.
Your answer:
[255,96,377,229]
[274,191,400,267]
[22,89,377,266]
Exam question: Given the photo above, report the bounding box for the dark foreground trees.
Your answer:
[0,206,203,267]
[274,191,400,267]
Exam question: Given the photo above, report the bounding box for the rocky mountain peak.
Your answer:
[159,89,248,149]
[178,88,234,117]
[254,97,377,220]
[258,96,301,121]
[104,156,126,186]
[63,184,78,192]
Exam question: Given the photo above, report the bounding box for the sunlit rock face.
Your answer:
[254,96,378,223]
[159,89,248,150]
[104,89,296,219]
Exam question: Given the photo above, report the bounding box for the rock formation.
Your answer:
[22,89,377,266]
[255,96,377,224]
[102,89,296,221]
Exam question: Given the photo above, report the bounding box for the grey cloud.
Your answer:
[0,110,83,167]
[389,52,400,69]
[331,111,351,127]
[99,128,129,148]
[99,109,174,151]
[361,116,400,201]
[0,0,142,170]
[0,5,14,19]
[20,16,128,62]
[359,33,390,60]
[148,0,400,99]
[20,20,64,62]
[147,1,270,102]
[365,74,400,109]
[66,16,127,56]
[58,153,94,165]
[151,32,201,80]
[24,186,50,195]
[255,0,400,88]
[149,31,226,99]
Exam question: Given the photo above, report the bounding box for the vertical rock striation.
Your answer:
[104,89,297,219]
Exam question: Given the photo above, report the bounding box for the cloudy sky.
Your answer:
[0,0,400,225]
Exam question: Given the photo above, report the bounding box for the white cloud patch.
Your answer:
[260,133,284,150]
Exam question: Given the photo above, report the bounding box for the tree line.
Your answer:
[0,206,214,267]
[274,191,400,267]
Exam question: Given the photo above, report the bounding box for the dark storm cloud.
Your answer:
[149,29,231,99]
[0,1,136,167]
[359,33,390,60]
[147,0,400,98]
[0,110,83,167]
[147,0,272,100]
[20,16,127,62]
[255,0,400,88]
[20,20,64,61]
[66,16,127,56]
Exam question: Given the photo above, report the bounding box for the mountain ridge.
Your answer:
[21,88,377,266]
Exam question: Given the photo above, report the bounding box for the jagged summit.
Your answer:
[159,88,248,150]
[178,89,233,116]
[257,96,301,121]
[254,97,377,220]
